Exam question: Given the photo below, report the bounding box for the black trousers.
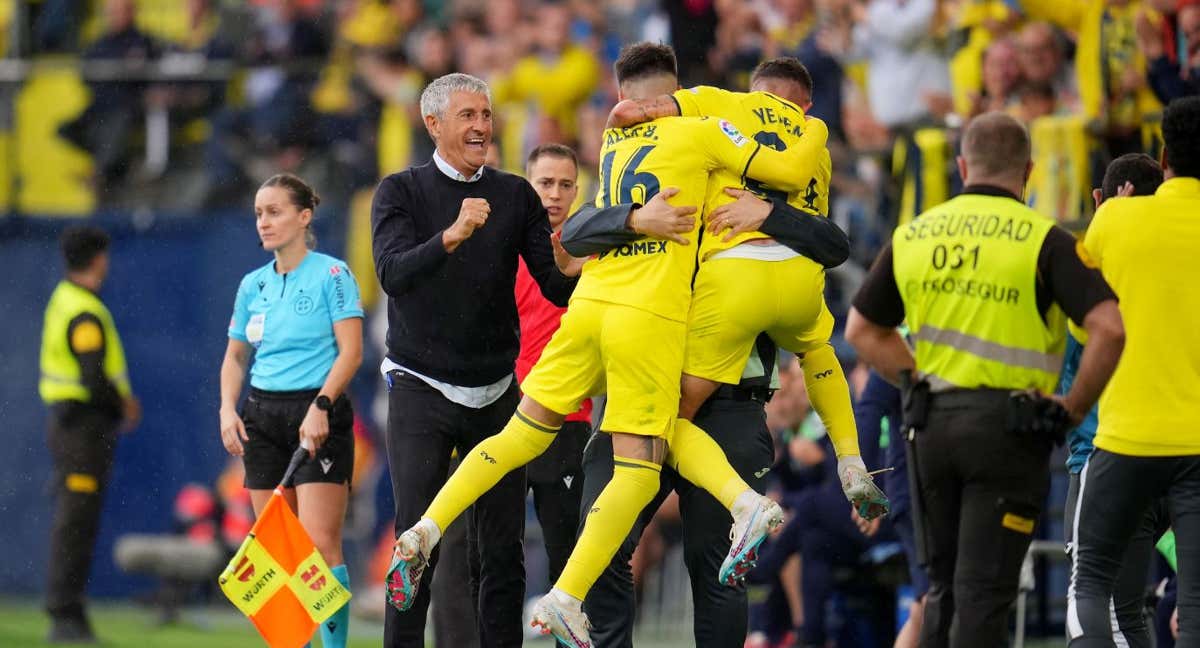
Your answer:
[914,390,1052,648]
[582,397,775,648]
[528,420,589,587]
[1064,471,1170,648]
[1069,449,1200,648]
[383,372,525,648]
[45,402,119,620]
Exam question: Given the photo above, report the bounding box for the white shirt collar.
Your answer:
[433,150,485,183]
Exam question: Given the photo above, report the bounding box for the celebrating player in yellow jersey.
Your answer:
[387,44,832,648]
[605,57,888,522]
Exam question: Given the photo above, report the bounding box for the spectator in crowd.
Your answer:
[30,0,89,53]
[1016,21,1080,112]
[203,1,329,206]
[970,38,1023,117]
[492,0,601,153]
[1020,2,1159,157]
[710,2,769,89]
[849,0,953,132]
[1138,0,1200,102]
[149,0,235,186]
[946,0,1023,118]
[61,0,160,193]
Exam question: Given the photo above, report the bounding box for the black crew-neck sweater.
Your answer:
[371,161,576,387]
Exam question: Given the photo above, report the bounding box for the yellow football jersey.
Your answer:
[674,85,834,258]
[570,115,827,322]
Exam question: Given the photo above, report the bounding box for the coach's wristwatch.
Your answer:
[313,395,334,412]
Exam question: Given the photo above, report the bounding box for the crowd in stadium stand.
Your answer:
[11,1,1192,229]
[10,1,1200,645]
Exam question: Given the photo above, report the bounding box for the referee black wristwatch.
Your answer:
[313,394,333,412]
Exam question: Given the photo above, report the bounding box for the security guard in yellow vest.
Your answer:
[39,226,140,644]
[845,112,1126,648]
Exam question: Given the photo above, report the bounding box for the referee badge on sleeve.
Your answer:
[247,314,265,347]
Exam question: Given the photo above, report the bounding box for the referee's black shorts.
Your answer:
[240,387,354,490]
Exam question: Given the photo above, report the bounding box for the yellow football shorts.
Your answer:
[684,256,832,384]
[520,298,685,438]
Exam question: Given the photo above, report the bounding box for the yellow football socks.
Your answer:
[667,418,748,510]
[424,409,557,531]
[802,344,860,458]
[556,456,661,600]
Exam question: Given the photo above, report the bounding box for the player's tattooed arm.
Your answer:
[607,95,681,128]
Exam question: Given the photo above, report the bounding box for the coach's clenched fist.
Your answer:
[442,197,491,252]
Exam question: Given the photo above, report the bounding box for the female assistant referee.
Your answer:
[218,173,363,648]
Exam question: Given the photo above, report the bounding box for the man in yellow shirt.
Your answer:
[1068,96,1200,648]
[387,44,831,648]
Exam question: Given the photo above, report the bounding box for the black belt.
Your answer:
[711,384,773,403]
[249,386,322,400]
[928,387,1011,408]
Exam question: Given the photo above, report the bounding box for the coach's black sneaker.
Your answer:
[47,614,97,644]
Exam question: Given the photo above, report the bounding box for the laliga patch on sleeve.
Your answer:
[719,119,748,147]
[70,321,103,353]
[1075,240,1099,269]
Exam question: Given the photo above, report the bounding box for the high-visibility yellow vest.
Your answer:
[893,192,1066,393]
[39,280,130,404]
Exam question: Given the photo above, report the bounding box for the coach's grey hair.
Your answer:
[419,73,492,120]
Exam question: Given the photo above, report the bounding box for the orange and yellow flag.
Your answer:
[219,489,351,648]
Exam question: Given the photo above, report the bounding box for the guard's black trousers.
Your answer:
[383,372,525,648]
[1069,449,1200,648]
[46,403,118,620]
[582,397,775,648]
[914,390,1052,648]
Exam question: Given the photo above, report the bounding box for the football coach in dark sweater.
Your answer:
[371,72,589,648]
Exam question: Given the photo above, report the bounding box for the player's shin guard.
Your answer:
[668,418,748,510]
[320,564,350,648]
[802,344,860,458]
[424,410,558,531]
[555,456,661,600]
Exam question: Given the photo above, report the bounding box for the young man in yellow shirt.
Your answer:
[1069,96,1200,648]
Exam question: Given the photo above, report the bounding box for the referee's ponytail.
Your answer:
[261,173,321,249]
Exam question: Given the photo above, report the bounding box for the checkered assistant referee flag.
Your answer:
[219,447,351,648]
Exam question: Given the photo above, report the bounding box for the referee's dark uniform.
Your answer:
[582,336,779,648]
[371,155,577,647]
[847,113,1124,648]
